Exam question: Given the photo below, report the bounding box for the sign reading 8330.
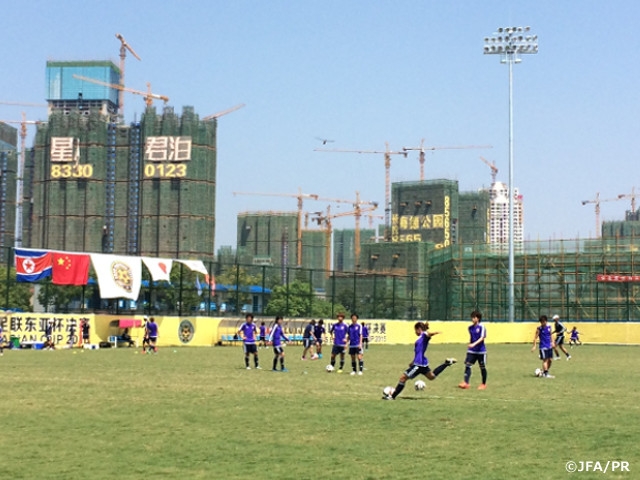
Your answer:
[51,164,94,179]
[49,137,93,178]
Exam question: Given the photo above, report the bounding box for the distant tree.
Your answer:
[265,280,345,318]
[216,265,261,311]
[147,265,202,315]
[0,266,34,311]
[37,283,84,312]
[336,287,355,313]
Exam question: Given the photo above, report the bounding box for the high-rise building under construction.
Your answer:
[0,123,17,249]
[488,181,524,253]
[26,60,218,261]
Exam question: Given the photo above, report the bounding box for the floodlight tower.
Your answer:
[484,26,538,323]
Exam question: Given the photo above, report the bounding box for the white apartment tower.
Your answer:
[489,181,524,252]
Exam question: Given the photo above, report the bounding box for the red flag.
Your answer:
[205,274,216,293]
[52,252,90,285]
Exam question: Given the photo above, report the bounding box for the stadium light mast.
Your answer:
[484,26,538,322]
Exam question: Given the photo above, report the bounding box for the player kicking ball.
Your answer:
[382,321,456,400]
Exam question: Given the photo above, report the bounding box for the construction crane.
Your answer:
[312,196,379,272]
[73,74,168,108]
[0,101,47,108]
[479,156,499,184]
[0,113,44,248]
[402,139,493,181]
[618,187,637,214]
[202,103,245,121]
[581,192,622,238]
[115,33,142,120]
[315,142,407,242]
[363,213,384,229]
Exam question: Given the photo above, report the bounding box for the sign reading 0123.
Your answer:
[143,136,192,178]
[50,137,93,179]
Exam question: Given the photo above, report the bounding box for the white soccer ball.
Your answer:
[383,386,395,397]
[414,380,426,391]
[534,368,542,377]
[326,364,335,373]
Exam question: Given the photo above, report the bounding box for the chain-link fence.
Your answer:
[4,237,640,321]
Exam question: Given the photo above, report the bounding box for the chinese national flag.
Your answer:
[52,252,90,285]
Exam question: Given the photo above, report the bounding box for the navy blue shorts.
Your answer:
[273,346,284,355]
[349,346,362,356]
[556,335,565,346]
[539,348,553,360]
[465,352,487,365]
[303,338,314,348]
[244,344,258,354]
[404,364,431,379]
[331,345,345,356]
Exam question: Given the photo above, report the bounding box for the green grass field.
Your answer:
[1,342,638,479]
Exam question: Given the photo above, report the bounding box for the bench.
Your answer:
[108,335,138,348]
[220,334,243,346]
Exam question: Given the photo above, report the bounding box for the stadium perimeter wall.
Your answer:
[1,313,639,347]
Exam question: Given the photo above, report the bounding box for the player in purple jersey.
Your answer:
[532,315,556,378]
[569,326,582,347]
[237,313,260,369]
[269,316,290,372]
[458,310,487,390]
[259,322,267,349]
[301,319,317,360]
[145,317,159,354]
[382,322,456,400]
[551,314,571,360]
[346,313,364,375]
[362,323,370,350]
[330,313,349,373]
[314,319,326,359]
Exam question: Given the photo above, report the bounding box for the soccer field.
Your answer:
[1,343,637,479]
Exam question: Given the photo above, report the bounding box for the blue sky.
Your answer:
[3,1,640,250]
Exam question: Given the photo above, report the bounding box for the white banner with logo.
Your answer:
[91,254,142,300]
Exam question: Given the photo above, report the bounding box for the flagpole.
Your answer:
[5,247,10,309]
[178,262,184,317]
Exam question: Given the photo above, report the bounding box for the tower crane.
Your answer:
[313,198,379,273]
[364,213,384,229]
[0,113,44,248]
[203,103,245,121]
[618,187,637,214]
[479,156,499,184]
[115,33,142,120]
[402,139,493,181]
[0,101,47,108]
[315,142,407,242]
[73,74,168,108]
[581,192,622,238]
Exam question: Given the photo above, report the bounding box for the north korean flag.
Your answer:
[15,248,53,282]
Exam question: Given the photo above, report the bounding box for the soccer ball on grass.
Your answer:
[414,380,426,391]
[326,364,335,373]
[383,386,395,397]
[534,368,542,377]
